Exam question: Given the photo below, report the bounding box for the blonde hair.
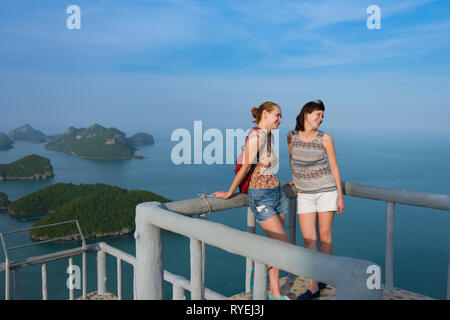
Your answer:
[251,101,279,124]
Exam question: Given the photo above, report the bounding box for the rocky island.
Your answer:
[0,192,8,210]
[45,124,154,159]
[0,154,54,181]
[5,183,170,240]
[8,124,48,143]
[0,132,14,150]
[127,132,155,147]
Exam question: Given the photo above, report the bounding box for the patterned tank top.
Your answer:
[247,129,279,189]
[290,130,336,193]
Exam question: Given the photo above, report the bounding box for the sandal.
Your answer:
[269,293,290,300]
[296,289,321,300]
[318,282,327,290]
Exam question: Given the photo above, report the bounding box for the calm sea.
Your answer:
[0,128,449,300]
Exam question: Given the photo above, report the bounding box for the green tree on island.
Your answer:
[6,183,170,240]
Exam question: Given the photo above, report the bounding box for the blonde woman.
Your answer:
[213,101,290,300]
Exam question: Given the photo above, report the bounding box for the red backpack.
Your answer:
[235,127,260,194]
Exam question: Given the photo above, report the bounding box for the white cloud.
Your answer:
[0,0,446,72]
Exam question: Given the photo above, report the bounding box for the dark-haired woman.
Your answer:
[213,101,290,300]
[286,100,344,300]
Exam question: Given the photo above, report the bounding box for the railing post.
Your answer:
[287,197,297,244]
[68,257,74,300]
[246,207,256,293]
[133,265,137,300]
[117,258,122,300]
[13,269,19,300]
[190,237,204,300]
[247,206,256,234]
[199,214,207,298]
[4,263,9,300]
[253,262,268,300]
[173,285,186,300]
[135,204,164,300]
[385,201,395,291]
[0,234,9,300]
[287,197,297,282]
[97,250,107,295]
[82,252,86,299]
[42,264,48,300]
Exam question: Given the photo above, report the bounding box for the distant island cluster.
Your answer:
[0,124,161,239]
[1,123,154,159]
[0,123,155,180]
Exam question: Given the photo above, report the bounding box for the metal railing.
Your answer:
[135,181,450,300]
[1,181,448,300]
[95,241,226,300]
[339,182,450,293]
[135,201,383,300]
[192,181,449,298]
[0,234,225,300]
[0,220,87,300]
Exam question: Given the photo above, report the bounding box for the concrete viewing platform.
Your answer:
[77,275,435,300]
[229,276,435,300]
[76,292,118,300]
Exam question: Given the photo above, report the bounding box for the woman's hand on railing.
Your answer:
[212,191,232,199]
[283,180,295,187]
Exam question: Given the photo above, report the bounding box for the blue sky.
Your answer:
[0,0,449,136]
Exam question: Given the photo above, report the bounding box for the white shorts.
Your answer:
[297,190,338,214]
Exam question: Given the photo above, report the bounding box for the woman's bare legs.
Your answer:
[318,211,335,255]
[298,211,335,293]
[258,213,289,298]
[298,212,319,293]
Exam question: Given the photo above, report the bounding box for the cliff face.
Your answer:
[0,171,54,181]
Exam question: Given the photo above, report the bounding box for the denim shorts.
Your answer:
[248,184,288,223]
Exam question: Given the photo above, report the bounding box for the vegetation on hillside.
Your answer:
[0,154,53,180]
[8,183,118,214]
[6,183,170,239]
[45,124,142,159]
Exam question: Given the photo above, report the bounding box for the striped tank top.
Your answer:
[290,130,336,193]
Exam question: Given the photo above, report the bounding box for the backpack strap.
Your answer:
[245,126,260,142]
[246,126,260,175]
